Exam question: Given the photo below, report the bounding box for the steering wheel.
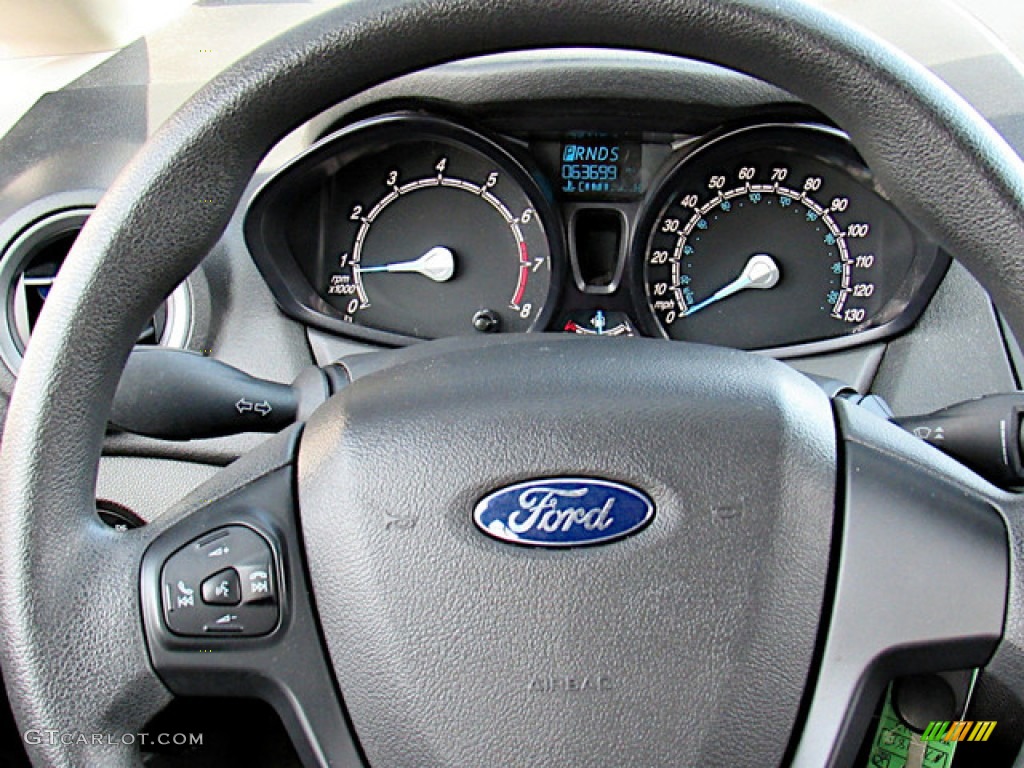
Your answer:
[3,0,1024,766]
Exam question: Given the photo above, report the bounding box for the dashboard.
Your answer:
[246,112,944,356]
[0,6,1020,483]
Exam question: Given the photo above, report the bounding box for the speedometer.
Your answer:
[637,125,937,352]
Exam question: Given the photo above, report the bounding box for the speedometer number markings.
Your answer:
[640,127,894,350]
[667,178,869,325]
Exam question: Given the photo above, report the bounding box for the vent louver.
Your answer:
[1,209,190,373]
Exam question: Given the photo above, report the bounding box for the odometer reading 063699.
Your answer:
[640,125,919,350]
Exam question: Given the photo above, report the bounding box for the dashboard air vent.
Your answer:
[0,209,191,373]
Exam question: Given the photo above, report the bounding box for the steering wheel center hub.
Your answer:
[298,337,836,766]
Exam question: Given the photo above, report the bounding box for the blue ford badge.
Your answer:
[473,478,655,547]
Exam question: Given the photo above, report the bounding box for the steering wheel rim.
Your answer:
[2,1,1023,766]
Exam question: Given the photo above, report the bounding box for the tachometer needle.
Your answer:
[356,246,455,283]
[683,253,780,317]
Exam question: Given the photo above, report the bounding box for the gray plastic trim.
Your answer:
[160,281,192,351]
[786,342,885,394]
[96,456,220,523]
[872,261,1017,416]
[297,49,803,149]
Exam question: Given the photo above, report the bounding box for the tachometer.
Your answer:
[637,125,938,352]
[247,115,562,342]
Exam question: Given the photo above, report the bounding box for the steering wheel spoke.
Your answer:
[791,399,1009,767]
[139,427,361,767]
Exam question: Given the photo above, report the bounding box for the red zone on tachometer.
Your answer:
[511,241,530,307]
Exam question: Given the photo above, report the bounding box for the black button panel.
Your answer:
[161,526,279,637]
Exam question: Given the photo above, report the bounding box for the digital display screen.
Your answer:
[558,138,642,198]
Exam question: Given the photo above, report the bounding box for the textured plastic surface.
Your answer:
[873,262,1017,416]
[96,455,220,522]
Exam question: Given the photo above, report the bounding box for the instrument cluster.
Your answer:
[245,113,945,355]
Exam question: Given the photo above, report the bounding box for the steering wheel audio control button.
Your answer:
[160,525,280,638]
[201,568,241,606]
[238,562,275,604]
[204,613,245,633]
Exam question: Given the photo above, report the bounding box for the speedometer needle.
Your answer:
[683,253,780,317]
[356,246,455,283]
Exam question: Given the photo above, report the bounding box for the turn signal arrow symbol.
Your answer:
[236,398,272,416]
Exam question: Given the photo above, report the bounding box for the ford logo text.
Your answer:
[473,478,655,547]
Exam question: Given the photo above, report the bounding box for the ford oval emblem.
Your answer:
[473,478,655,547]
